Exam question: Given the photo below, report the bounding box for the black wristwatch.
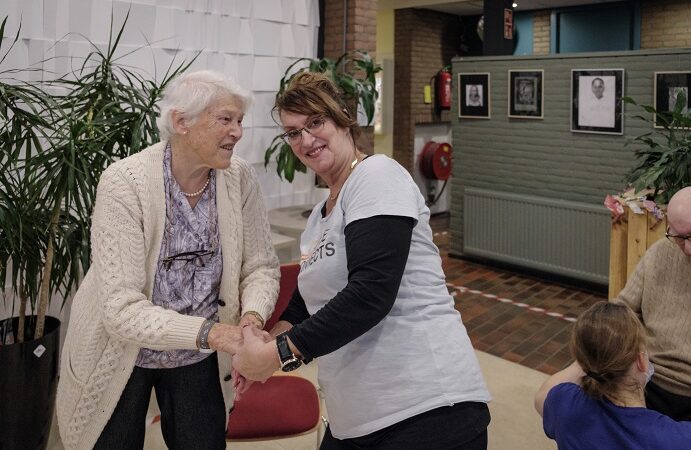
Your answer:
[276,332,302,372]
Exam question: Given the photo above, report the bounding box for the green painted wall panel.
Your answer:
[450,49,691,257]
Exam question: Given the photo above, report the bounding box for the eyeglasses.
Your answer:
[281,116,326,145]
[161,249,215,271]
[162,143,219,273]
[665,227,691,245]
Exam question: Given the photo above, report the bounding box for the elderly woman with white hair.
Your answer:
[55,70,280,450]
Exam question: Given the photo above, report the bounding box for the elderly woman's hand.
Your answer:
[207,323,243,354]
[239,311,264,329]
[233,326,281,382]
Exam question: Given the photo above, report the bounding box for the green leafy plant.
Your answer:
[623,94,691,205]
[264,50,382,182]
[0,13,196,343]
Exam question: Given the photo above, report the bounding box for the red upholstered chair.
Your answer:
[226,263,324,443]
[264,262,300,331]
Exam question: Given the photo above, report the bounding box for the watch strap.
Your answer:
[276,332,292,361]
[276,332,302,371]
[197,319,215,353]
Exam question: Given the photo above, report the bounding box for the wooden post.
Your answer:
[626,208,649,278]
[608,220,628,299]
[609,204,667,300]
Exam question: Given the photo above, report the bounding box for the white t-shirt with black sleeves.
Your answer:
[296,154,491,439]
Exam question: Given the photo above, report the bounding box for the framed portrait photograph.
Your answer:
[508,70,543,119]
[571,69,624,135]
[654,71,691,128]
[458,73,490,119]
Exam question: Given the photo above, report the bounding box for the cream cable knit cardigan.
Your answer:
[613,238,691,397]
[56,143,280,450]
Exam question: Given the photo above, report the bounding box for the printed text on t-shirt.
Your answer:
[300,229,335,270]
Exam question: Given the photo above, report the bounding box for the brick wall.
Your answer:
[323,0,377,153]
[323,0,376,60]
[532,10,551,55]
[323,0,346,59]
[641,0,691,49]
[393,8,461,171]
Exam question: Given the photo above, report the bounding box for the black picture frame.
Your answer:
[654,71,691,128]
[508,70,543,119]
[571,69,624,135]
[458,73,490,119]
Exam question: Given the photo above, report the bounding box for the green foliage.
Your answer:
[623,94,691,205]
[264,51,382,182]
[0,13,196,340]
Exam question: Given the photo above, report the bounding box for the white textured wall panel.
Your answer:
[253,57,283,91]
[253,20,282,56]
[252,93,280,129]
[0,0,321,210]
[280,24,296,57]
[253,0,284,23]
[291,0,311,26]
[236,0,253,18]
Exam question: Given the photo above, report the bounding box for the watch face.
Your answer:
[281,358,302,372]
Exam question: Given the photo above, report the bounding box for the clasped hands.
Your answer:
[207,316,282,400]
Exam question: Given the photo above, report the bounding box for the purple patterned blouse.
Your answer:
[136,145,223,369]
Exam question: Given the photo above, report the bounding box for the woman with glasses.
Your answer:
[535,302,691,449]
[233,72,491,449]
[56,70,279,450]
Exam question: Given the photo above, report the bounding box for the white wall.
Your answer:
[0,0,320,333]
[0,0,320,210]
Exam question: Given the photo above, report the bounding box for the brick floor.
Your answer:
[430,214,606,375]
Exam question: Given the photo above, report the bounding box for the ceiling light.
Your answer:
[513,2,518,7]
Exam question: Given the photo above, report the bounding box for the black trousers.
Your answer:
[94,352,226,450]
[646,380,691,422]
[320,401,491,450]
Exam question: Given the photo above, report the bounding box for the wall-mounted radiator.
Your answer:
[463,188,610,285]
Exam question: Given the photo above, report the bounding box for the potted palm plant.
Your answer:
[0,14,194,449]
[264,50,382,182]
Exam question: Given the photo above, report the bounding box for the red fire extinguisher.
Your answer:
[436,67,452,110]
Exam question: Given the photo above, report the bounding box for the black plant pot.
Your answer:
[0,316,60,450]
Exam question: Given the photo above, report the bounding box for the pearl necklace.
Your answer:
[329,156,362,201]
[181,173,211,197]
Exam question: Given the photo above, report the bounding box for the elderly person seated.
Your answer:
[612,186,691,421]
[56,70,279,450]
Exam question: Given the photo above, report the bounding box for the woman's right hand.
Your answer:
[231,328,272,400]
[233,327,281,381]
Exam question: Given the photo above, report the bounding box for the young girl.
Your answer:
[534,302,691,449]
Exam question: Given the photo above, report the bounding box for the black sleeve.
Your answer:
[285,214,414,361]
[279,287,310,326]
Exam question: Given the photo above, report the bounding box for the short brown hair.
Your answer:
[273,71,361,143]
[570,302,647,403]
